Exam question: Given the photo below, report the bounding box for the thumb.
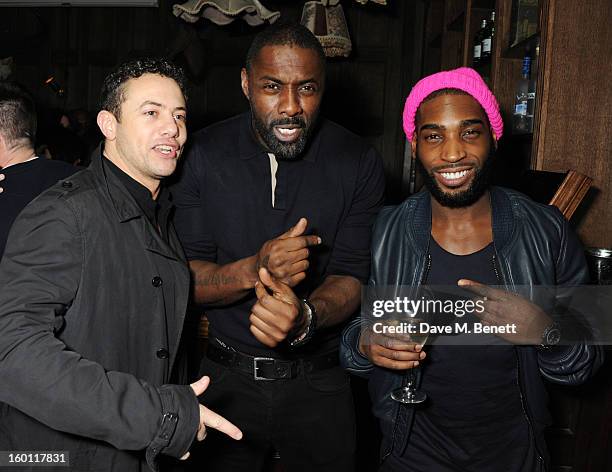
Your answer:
[258,267,287,295]
[282,218,307,239]
[190,375,211,397]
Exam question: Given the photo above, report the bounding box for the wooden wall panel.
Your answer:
[537,0,612,247]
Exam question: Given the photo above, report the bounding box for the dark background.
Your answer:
[1,1,611,471]
[0,0,426,202]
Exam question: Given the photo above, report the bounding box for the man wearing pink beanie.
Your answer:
[340,68,602,471]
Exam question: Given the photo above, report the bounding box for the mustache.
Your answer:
[269,117,306,128]
[430,162,478,173]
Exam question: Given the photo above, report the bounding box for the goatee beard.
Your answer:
[417,149,495,208]
[250,109,314,161]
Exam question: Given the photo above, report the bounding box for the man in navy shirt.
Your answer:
[0,82,77,259]
[172,23,385,472]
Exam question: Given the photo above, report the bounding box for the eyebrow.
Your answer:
[139,101,187,113]
[418,118,486,132]
[140,100,162,108]
[419,123,442,132]
[258,76,319,86]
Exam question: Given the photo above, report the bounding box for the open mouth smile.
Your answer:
[435,167,474,188]
[153,143,180,159]
[273,125,302,143]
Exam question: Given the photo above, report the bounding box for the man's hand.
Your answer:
[180,376,243,460]
[458,279,552,344]
[249,268,306,347]
[359,329,426,370]
[256,218,321,287]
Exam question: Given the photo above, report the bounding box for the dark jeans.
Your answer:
[190,355,356,472]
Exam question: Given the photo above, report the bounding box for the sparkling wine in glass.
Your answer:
[390,318,429,404]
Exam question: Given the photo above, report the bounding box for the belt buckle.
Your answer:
[253,357,276,381]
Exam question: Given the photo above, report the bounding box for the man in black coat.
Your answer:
[0,82,77,259]
[0,58,241,472]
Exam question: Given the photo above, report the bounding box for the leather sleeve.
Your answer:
[340,309,374,378]
[537,207,604,385]
[538,344,603,385]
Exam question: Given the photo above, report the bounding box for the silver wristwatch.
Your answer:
[290,299,317,347]
[538,322,561,349]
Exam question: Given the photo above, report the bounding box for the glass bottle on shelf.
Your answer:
[473,19,487,66]
[512,55,532,134]
[511,0,540,45]
[481,11,495,63]
[526,46,539,132]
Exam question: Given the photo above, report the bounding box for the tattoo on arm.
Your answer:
[195,272,240,287]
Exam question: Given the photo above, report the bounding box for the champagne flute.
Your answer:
[390,317,429,404]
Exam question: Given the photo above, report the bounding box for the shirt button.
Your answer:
[156,348,169,359]
[61,181,72,188]
[152,276,163,287]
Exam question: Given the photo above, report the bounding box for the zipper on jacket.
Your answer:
[514,348,545,465]
[491,254,501,283]
[497,248,546,468]
[420,253,432,284]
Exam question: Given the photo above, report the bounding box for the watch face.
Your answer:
[545,328,561,346]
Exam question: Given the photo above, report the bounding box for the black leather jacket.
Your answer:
[340,187,603,466]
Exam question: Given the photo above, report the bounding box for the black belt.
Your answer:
[206,342,339,381]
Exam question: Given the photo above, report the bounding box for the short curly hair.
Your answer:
[99,57,187,121]
[245,22,325,74]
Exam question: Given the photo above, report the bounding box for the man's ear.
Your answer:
[240,68,250,101]
[96,110,117,140]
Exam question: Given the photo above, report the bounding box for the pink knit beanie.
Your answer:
[402,67,504,141]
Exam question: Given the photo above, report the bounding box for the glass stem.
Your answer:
[407,365,417,392]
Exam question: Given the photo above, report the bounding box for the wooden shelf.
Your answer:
[503,31,540,58]
[473,57,493,70]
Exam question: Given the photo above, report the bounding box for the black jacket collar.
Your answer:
[90,144,175,224]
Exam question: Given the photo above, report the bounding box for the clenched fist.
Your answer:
[256,218,321,287]
[249,268,308,348]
